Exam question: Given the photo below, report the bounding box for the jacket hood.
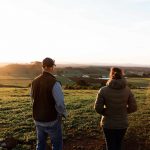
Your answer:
[106,78,127,89]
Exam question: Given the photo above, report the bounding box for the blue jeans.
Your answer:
[103,128,127,150]
[36,120,63,150]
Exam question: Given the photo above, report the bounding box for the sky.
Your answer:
[0,0,150,66]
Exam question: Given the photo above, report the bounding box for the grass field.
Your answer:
[0,78,150,149]
[0,76,150,88]
[127,78,150,88]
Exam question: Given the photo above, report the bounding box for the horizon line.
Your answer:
[0,62,150,68]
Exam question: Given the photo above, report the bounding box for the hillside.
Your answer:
[0,63,150,79]
[0,63,149,89]
[0,62,41,78]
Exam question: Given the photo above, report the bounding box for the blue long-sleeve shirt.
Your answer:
[52,82,67,118]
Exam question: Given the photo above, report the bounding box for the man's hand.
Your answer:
[57,115,62,123]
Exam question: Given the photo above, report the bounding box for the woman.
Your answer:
[94,67,137,150]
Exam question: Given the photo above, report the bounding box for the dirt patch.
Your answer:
[63,138,105,150]
[1,137,150,150]
[63,138,150,150]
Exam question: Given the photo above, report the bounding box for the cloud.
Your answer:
[124,0,150,3]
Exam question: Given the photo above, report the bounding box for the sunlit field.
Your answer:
[127,78,150,89]
[0,78,150,149]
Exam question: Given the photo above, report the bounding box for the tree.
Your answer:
[76,79,89,86]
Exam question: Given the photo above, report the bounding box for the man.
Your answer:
[31,57,67,150]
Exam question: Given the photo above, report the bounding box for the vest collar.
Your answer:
[42,71,56,79]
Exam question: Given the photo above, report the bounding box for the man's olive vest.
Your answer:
[31,71,57,122]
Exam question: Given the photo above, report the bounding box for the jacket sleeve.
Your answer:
[127,89,137,113]
[94,88,106,115]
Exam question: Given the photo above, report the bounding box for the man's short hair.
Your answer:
[42,57,56,68]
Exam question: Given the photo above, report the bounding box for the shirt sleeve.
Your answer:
[52,82,67,118]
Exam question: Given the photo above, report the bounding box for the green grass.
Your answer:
[0,77,149,88]
[0,88,34,140]
[0,79,32,87]
[127,78,150,88]
[56,76,75,85]
[63,90,100,139]
[0,78,150,149]
[127,89,150,141]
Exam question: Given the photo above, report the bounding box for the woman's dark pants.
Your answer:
[103,128,127,150]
